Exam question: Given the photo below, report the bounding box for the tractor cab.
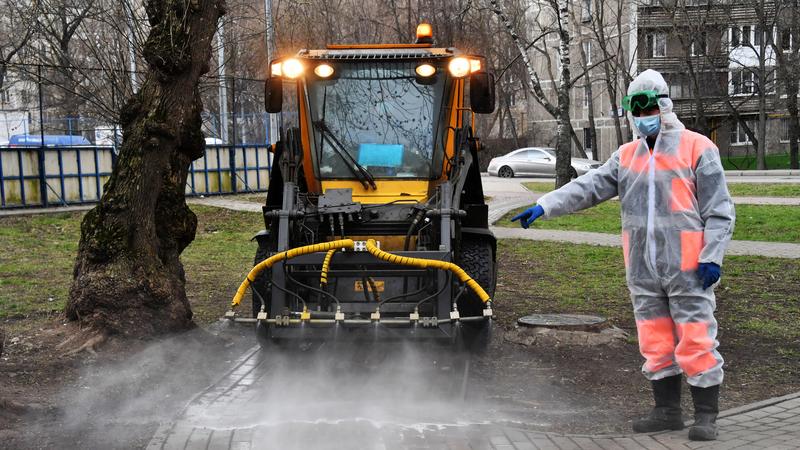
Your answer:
[227,25,498,350]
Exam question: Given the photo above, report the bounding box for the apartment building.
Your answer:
[637,0,793,160]
[518,0,794,162]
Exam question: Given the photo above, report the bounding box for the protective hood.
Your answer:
[626,69,685,137]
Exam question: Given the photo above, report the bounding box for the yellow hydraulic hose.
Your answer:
[231,239,355,308]
[320,248,337,287]
[365,239,491,303]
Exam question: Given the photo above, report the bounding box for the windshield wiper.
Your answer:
[314,120,377,190]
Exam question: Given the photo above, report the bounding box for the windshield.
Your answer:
[307,62,448,179]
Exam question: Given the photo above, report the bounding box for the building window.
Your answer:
[730,69,755,95]
[668,74,689,99]
[730,27,740,47]
[742,26,752,45]
[780,118,792,143]
[583,41,592,64]
[753,26,773,47]
[581,0,592,23]
[779,28,796,52]
[583,84,590,108]
[647,33,667,58]
[729,25,774,49]
[755,70,777,94]
[730,120,755,145]
[691,32,707,56]
[0,89,9,104]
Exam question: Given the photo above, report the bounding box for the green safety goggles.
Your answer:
[621,90,668,113]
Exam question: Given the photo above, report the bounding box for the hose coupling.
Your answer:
[483,301,494,318]
[335,306,345,322]
[450,303,460,321]
[370,308,381,321]
[409,308,420,323]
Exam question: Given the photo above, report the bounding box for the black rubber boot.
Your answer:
[632,374,685,433]
[688,384,719,441]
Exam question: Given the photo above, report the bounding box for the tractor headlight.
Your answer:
[281,58,305,79]
[314,63,335,78]
[448,57,471,78]
[415,63,436,77]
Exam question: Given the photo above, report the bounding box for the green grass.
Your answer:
[726,183,800,197]
[496,239,800,345]
[722,153,793,170]
[497,202,800,243]
[523,182,556,193]
[530,180,799,198]
[0,206,264,322]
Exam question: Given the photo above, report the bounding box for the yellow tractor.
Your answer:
[227,25,497,350]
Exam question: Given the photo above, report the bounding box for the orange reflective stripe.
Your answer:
[680,230,703,271]
[636,317,676,373]
[670,177,696,212]
[622,230,631,269]
[675,322,718,376]
[620,131,710,173]
[619,140,642,169]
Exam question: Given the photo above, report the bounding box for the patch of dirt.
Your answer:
[0,316,251,449]
[1,245,798,446]
[487,245,800,434]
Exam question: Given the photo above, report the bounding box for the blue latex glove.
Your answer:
[697,262,721,289]
[511,205,544,229]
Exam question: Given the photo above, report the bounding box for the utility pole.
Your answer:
[217,21,229,144]
[264,0,279,146]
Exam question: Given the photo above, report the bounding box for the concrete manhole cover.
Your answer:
[518,313,607,331]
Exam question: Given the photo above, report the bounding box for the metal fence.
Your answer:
[0,144,271,209]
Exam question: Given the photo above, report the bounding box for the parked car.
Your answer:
[8,134,92,147]
[487,147,602,178]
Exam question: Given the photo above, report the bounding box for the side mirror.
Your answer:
[264,76,283,113]
[470,71,496,114]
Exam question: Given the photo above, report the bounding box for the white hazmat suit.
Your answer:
[535,70,735,388]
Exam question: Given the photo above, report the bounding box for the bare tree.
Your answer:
[67,0,226,340]
[489,0,581,187]
[0,0,39,93]
[773,0,800,169]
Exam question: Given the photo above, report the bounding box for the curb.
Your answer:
[725,169,800,176]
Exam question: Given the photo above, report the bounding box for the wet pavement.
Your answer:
[147,345,800,450]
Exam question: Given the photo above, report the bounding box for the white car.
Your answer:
[487,147,602,178]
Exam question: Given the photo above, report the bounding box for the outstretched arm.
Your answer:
[535,150,621,219]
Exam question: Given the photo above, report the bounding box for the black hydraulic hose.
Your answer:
[285,270,341,310]
[416,273,452,308]
[378,278,432,306]
[271,273,307,311]
[361,274,372,302]
[403,209,424,251]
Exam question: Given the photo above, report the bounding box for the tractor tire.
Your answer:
[456,237,496,353]
[498,166,514,178]
[252,243,271,319]
[457,238,496,316]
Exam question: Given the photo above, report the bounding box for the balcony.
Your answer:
[638,3,776,28]
[672,95,780,117]
[638,55,729,73]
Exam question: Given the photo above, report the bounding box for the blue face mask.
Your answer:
[634,115,661,137]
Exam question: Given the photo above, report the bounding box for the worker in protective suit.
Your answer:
[512,69,735,441]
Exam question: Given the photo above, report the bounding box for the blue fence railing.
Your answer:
[0,144,271,209]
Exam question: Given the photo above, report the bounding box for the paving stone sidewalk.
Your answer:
[147,346,800,450]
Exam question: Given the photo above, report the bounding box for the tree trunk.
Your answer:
[554,0,573,188]
[67,0,226,337]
